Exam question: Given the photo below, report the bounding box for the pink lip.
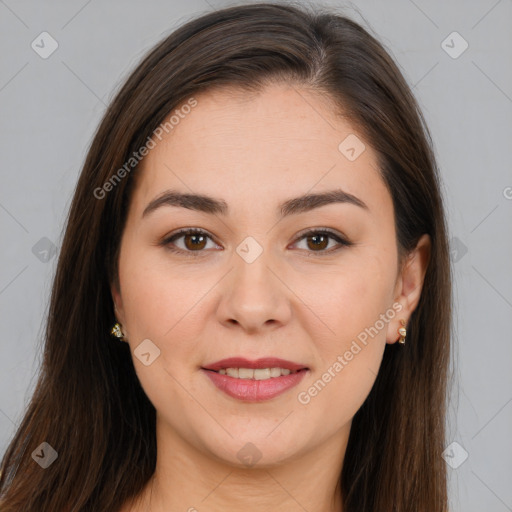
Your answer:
[201,368,308,402]
[202,357,308,372]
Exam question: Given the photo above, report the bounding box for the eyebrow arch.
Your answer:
[142,188,368,219]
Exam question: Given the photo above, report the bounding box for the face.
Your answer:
[111,82,428,468]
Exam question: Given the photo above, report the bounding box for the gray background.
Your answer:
[0,0,511,510]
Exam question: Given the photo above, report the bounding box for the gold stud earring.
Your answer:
[397,319,407,345]
[111,322,126,342]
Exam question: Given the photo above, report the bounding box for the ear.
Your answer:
[386,234,431,344]
[110,280,126,327]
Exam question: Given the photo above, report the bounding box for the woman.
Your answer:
[0,2,452,511]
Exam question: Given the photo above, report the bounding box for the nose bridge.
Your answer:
[233,235,278,302]
[217,235,291,331]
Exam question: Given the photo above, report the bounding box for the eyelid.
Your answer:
[290,227,352,254]
[161,228,221,256]
[161,227,352,256]
[292,226,348,243]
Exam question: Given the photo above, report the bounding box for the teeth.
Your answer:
[217,367,296,379]
[254,368,271,380]
[225,368,238,378]
[239,368,254,379]
[269,367,282,377]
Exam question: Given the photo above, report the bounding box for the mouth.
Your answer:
[200,357,309,401]
[202,367,306,379]
[201,356,309,376]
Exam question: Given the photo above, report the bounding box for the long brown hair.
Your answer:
[0,2,451,510]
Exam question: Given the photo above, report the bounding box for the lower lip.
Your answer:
[201,368,308,402]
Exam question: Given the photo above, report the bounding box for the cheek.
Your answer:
[297,251,395,412]
[119,235,189,331]
[306,251,395,346]
[121,268,205,350]
[118,248,210,417]
[118,241,218,376]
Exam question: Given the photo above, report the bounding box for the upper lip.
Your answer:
[201,357,309,372]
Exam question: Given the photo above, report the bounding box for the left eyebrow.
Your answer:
[280,189,369,216]
[141,188,369,219]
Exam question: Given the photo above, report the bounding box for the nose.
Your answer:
[216,249,292,334]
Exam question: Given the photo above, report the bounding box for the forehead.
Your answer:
[130,83,390,218]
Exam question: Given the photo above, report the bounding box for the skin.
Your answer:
[112,82,430,512]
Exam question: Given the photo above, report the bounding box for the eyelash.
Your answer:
[161,228,353,257]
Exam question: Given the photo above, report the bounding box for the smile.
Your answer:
[201,367,309,401]
[212,367,300,379]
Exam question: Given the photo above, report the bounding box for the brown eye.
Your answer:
[183,233,207,250]
[292,229,352,255]
[163,229,219,255]
[163,228,351,257]
[305,233,329,251]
